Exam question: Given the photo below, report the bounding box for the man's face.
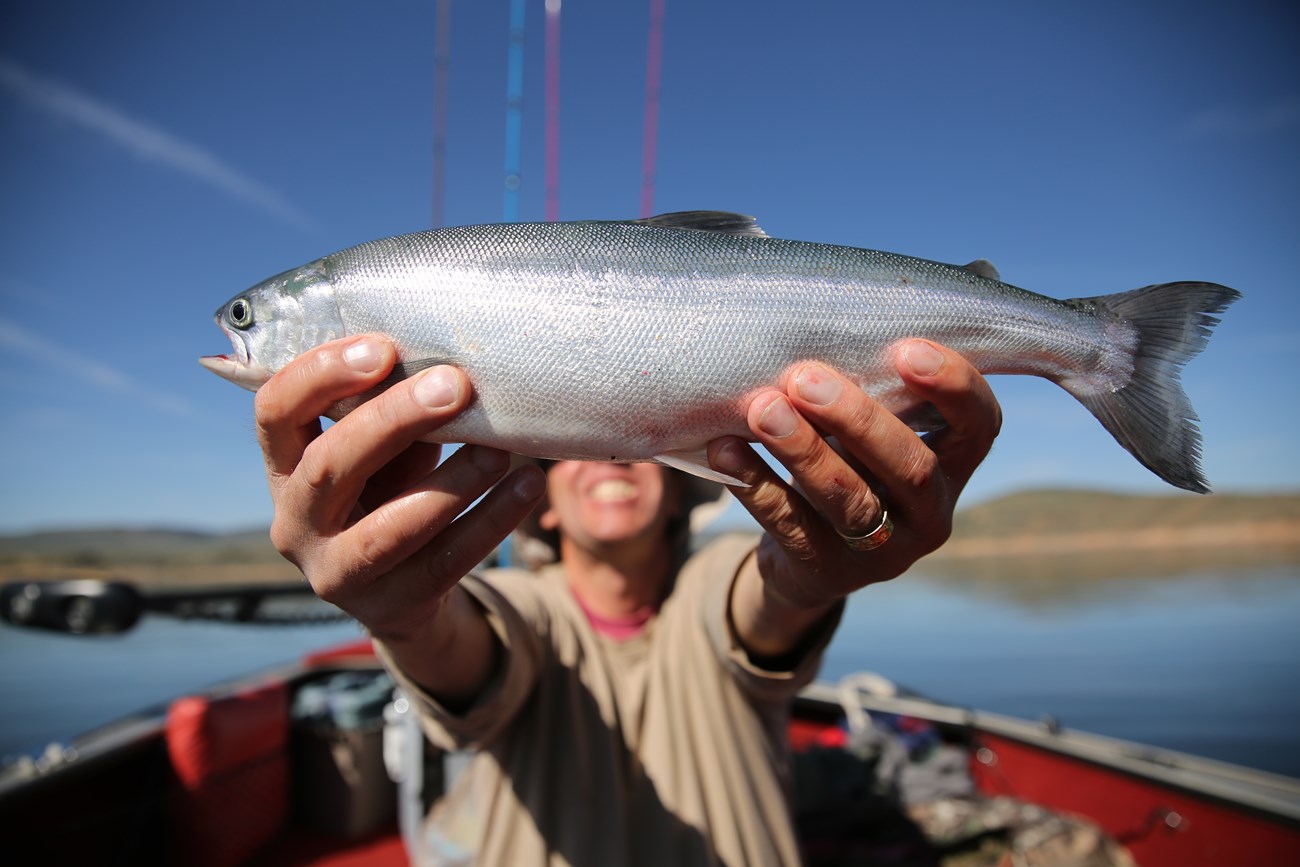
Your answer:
[539,461,679,553]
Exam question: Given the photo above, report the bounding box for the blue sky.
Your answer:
[1,1,1297,533]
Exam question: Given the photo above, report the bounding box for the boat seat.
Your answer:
[166,680,291,867]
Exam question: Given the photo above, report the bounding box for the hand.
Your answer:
[254,335,546,644]
[709,340,1001,653]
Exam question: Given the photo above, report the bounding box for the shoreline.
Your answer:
[931,519,1300,559]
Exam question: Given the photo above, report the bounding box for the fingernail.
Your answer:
[757,395,798,438]
[343,338,385,373]
[414,366,459,408]
[795,363,842,406]
[903,340,944,377]
[513,467,546,501]
[711,439,747,477]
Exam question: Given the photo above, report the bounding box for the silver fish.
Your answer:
[201,211,1239,493]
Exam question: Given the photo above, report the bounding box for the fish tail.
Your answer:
[1061,282,1241,494]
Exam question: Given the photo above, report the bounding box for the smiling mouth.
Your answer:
[589,479,638,503]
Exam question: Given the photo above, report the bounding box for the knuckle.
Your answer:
[312,575,348,607]
[424,540,463,580]
[896,447,941,493]
[254,349,351,425]
[849,396,888,437]
[988,400,1004,439]
[352,521,394,579]
[268,518,295,557]
[293,344,346,383]
[297,438,338,496]
[253,384,290,429]
[364,392,407,433]
[918,518,953,557]
[779,536,816,565]
[769,513,817,562]
[936,516,953,546]
[268,519,315,576]
[840,484,881,530]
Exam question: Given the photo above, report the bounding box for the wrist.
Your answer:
[754,538,840,611]
[366,593,451,650]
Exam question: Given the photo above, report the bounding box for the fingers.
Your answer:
[753,382,895,535]
[893,340,1002,496]
[253,335,548,644]
[397,465,545,596]
[778,342,999,517]
[313,453,542,606]
[255,335,397,482]
[358,441,446,512]
[290,364,472,532]
[711,341,1002,599]
[707,437,830,562]
[779,361,942,522]
[303,459,546,640]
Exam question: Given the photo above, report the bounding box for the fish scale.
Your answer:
[202,211,1239,492]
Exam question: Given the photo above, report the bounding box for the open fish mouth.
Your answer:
[199,321,269,391]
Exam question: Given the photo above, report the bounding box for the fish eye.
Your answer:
[228,298,254,329]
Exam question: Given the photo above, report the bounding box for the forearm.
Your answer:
[376,585,501,710]
[729,548,837,663]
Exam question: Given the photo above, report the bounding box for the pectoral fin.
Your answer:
[655,448,747,487]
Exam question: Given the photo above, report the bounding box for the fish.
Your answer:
[201,211,1240,493]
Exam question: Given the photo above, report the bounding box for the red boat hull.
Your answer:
[972,731,1300,867]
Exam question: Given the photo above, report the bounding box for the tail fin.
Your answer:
[1062,282,1240,494]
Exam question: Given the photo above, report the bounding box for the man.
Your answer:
[255,334,1001,865]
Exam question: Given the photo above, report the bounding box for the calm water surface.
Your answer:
[2,564,1298,777]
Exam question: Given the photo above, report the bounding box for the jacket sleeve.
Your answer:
[374,569,549,751]
[693,534,845,704]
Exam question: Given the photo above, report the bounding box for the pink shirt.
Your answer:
[571,588,656,640]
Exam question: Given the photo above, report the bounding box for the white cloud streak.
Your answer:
[0,317,201,419]
[0,56,317,232]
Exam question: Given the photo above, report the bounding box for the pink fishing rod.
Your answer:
[639,0,664,218]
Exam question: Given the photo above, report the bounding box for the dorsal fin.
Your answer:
[960,259,1001,281]
[634,211,768,237]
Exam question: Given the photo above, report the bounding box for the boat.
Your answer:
[2,577,1298,866]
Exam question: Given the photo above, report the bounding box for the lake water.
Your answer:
[2,563,1298,778]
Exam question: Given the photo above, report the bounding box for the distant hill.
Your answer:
[1,489,1296,587]
[0,527,281,567]
[949,489,1300,539]
[918,489,1300,603]
[936,489,1300,560]
[0,526,293,587]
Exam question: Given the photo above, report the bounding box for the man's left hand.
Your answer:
[710,339,1002,657]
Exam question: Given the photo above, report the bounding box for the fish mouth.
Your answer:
[199,318,269,392]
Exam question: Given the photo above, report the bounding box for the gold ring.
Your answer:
[837,509,893,552]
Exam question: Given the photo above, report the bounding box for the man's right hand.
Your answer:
[253,335,545,694]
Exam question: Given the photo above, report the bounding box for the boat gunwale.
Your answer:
[796,680,1300,826]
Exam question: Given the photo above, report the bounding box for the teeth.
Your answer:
[590,480,637,502]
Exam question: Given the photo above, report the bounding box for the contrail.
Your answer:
[0,56,317,232]
[0,316,201,419]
